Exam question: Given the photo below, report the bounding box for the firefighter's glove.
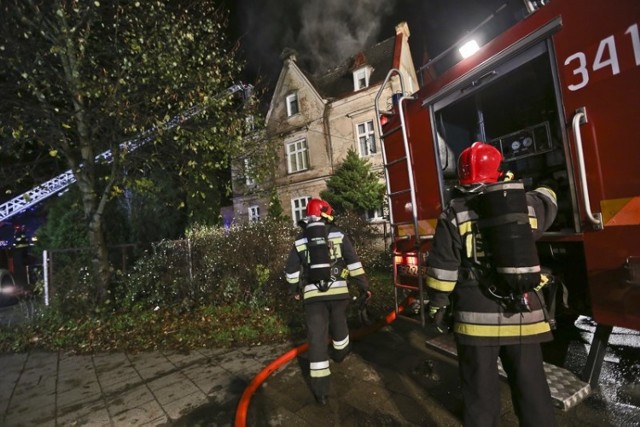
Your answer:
[427,304,448,334]
[360,290,372,306]
[288,284,301,301]
[357,291,373,326]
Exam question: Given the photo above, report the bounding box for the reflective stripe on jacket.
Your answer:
[285,222,369,303]
[425,185,558,346]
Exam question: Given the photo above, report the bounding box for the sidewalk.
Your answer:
[1,319,637,426]
[0,343,291,426]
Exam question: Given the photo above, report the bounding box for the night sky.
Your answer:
[229,0,518,88]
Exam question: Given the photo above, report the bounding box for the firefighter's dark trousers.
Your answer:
[457,343,557,427]
[304,299,351,399]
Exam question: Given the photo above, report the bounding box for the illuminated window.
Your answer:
[286,139,309,173]
[357,120,376,156]
[291,196,311,224]
[286,93,299,116]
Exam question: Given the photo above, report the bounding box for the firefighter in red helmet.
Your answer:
[284,198,371,405]
[425,142,559,426]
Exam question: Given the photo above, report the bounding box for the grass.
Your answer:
[0,269,395,354]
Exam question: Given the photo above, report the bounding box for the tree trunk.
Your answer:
[88,211,111,303]
[75,176,111,303]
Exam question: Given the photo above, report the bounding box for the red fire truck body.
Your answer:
[378,0,639,367]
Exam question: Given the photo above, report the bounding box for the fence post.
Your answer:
[42,250,49,306]
[187,238,193,286]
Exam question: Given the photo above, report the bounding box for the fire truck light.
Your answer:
[459,40,480,59]
[404,202,412,213]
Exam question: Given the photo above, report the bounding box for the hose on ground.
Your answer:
[234,297,413,427]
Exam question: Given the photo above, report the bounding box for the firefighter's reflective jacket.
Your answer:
[425,186,558,345]
[285,220,369,303]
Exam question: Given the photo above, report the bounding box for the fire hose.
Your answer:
[233,297,414,427]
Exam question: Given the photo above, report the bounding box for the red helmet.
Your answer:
[457,142,503,185]
[306,198,334,220]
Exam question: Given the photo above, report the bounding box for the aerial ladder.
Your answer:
[0,83,252,223]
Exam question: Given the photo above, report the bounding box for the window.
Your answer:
[248,205,260,222]
[245,115,255,133]
[357,120,376,156]
[353,67,370,91]
[286,139,309,173]
[366,206,385,222]
[244,159,255,186]
[292,196,311,224]
[286,93,299,117]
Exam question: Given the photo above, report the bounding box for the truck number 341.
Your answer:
[564,23,639,91]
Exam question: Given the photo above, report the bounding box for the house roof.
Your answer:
[303,36,397,100]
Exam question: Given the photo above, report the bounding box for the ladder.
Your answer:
[374,69,427,326]
[0,83,252,223]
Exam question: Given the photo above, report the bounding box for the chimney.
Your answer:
[395,22,410,39]
[280,48,298,63]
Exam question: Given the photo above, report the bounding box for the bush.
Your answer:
[0,216,396,353]
[122,218,298,311]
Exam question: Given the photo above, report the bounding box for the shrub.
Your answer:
[122,218,298,311]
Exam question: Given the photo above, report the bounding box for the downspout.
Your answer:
[322,101,334,174]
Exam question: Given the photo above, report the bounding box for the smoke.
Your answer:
[297,0,397,72]
[233,0,515,87]
[235,0,397,82]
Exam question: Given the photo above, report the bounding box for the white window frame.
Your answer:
[286,92,299,117]
[291,196,311,225]
[286,139,309,173]
[245,115,255,133]
[365,205,385,222]
[244,159,255,186]
[248,205,260,222]
[353,67,370,91]
[357,120,377,156]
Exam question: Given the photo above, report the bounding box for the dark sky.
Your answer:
[229,0,520,88]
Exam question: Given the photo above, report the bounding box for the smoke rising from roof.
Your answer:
[234,0,397,82]
[233,0,519,88]
[296,0,397,73]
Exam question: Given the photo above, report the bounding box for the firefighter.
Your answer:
[425,142,558,427]
[285,198,371,405]
[11,225,31,288]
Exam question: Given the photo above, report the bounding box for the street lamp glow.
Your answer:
[459,40,480,59]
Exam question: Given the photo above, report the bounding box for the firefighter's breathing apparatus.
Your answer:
[298,199,374,326]
[423,161,558,334]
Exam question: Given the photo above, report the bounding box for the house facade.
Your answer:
[231,22,419,225]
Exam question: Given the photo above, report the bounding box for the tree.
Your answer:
[267,188,286,221]
[0,0,256,300]
[320,149,386,215]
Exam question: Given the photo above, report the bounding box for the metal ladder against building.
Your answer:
[0,83,252,223]
[374,69,428,326]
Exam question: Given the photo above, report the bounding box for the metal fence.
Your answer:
[42,244,138,306]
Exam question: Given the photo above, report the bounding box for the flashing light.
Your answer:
[459,40,480,59]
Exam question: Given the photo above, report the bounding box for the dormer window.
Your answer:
[353,67,371,91]
[286,92,299,117]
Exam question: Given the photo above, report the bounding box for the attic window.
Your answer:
[353,67,371,91]
[286,92,299,117]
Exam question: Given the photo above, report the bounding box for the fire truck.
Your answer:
[375,0,639,408]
